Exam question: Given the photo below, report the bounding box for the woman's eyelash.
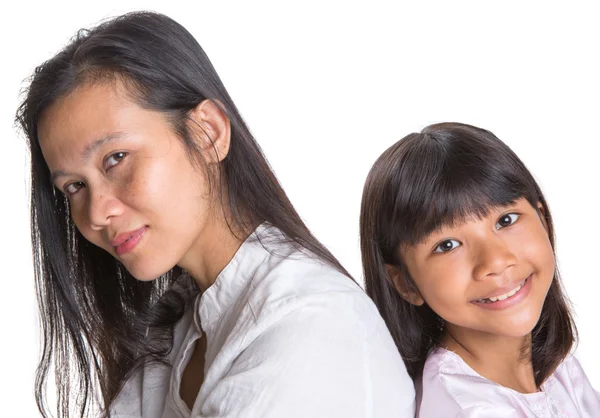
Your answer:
[64,181,84,195]
[104,151,128,170]
[60,152,128,195]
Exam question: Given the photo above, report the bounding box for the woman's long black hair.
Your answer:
[360,122,576,385]
[16,11,350,418]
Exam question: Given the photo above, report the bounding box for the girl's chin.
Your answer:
[480,321,538,340]
[446,320,539,341]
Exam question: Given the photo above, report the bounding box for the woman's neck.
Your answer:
[178,213,247,293]
[440,325,538,394]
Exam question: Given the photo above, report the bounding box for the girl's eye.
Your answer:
[104,152,128,170]
[496,213,520,229]
[65,181,84,195]
[434,239,461,253]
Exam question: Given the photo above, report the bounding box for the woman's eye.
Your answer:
[434,239,461,253]
[65,181,84,195]
[496,213,520,229]
[104,152,128,170]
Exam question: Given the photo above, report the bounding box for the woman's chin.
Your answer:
[123,263,176,282]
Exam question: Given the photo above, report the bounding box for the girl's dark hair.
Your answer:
[360,122,576,385]
[16,11,350,418]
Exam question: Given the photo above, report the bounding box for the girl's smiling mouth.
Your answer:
[471,274,533,310]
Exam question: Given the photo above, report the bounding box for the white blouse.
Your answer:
[417,347,600,418]
[111,224,415,417]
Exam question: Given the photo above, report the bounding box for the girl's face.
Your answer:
[398,198,555,339]
[38,81,221,281]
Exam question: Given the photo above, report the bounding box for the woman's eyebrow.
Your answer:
[82,131,127,160]
[50,131,127,183]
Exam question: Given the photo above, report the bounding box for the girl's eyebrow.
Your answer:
[421,202,524,245]
[50,132,127,183]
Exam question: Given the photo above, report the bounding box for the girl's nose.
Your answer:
[472,235,518,281]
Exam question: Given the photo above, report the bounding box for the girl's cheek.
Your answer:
[518,226,555,267]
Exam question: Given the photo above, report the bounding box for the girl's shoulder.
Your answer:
[418,348,483,416]
[418,349,600,418]
[418,348,522,417]
[551,353,589,382]
[544,353,600,414]
[421,346,485,382]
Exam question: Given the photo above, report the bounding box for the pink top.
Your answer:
[417,348,600,417]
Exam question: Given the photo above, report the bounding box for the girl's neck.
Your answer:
[440,326,539,394]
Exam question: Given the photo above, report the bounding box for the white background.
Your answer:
[1,1,598,416]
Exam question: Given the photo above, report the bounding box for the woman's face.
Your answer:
[38,81,216,281]
[398,198,555,340]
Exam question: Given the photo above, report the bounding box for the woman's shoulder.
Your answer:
[246,246,371,321]
[236,223,367,311]
[197,224,383,338]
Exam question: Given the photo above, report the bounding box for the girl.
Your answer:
[360,122,600,417]
[16,11,415,418]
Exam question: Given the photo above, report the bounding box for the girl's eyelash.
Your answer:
[496,212,520,229]
[430,212,521,253]
[433,238,461,253]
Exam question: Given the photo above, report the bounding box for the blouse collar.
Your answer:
[193,222,276,333]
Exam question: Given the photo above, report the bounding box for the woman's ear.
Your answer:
[187,99,231,164]
[385,264,425,306]
[536,201,550,233]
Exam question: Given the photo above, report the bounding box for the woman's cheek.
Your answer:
[121,161,167,208]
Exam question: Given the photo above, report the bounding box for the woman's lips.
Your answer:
[112,226,147,256]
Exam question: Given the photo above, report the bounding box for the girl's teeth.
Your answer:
[478,279,527,304]
[506,287,519,297]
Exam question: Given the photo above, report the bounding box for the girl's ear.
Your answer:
[187,99,231,164]
[385,264,425,306]
[536,201,550,233]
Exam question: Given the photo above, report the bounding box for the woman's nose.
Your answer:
[86,187,125,231]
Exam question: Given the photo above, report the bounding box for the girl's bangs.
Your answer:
[388,136,538,247]
[403,175,529,246]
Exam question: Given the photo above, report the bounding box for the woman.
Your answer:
[16,11,414,418]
